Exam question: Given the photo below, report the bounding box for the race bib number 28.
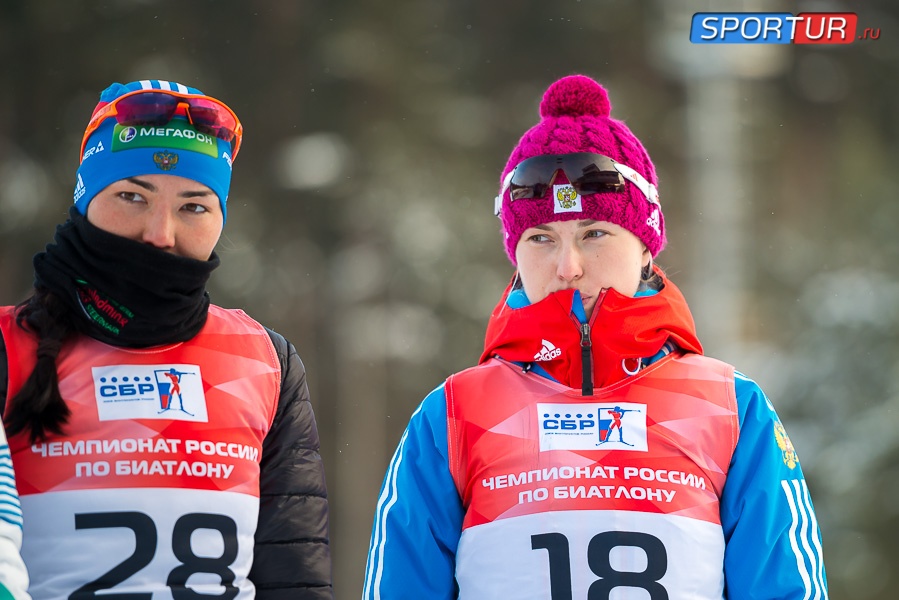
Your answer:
[21,489,258,599]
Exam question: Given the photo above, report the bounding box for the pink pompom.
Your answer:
[539,74,612,118]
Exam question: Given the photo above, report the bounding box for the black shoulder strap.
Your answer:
[0,328,7,416]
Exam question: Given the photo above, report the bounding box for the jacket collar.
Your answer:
[479,268,703,391]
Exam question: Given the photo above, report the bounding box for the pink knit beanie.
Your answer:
[497,75,665,264]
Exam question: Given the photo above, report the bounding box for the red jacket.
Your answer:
[481,270,703,392]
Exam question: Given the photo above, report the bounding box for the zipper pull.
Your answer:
[580,323,593,396]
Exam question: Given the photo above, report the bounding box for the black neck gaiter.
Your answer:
[32,207,220,347]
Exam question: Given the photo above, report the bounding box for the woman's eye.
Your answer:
[118,191,144,203]
[585,229,607,239]
[182,203,209,214]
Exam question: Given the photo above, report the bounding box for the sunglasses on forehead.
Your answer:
[494,152,659,215]
[80,88,244,162]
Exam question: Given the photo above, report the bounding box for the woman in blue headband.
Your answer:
[0,80,332,599]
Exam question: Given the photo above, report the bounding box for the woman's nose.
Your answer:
[556,243,584,282]
[140,210,176,250]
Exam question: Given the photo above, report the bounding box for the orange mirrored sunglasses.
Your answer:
[80,89,243,162]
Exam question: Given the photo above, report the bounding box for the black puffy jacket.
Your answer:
[0,322,333,599]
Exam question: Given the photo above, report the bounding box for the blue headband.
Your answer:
[74,80,236,221]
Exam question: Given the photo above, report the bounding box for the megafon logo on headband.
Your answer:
[111,122,219,157]
[691,12,880,44]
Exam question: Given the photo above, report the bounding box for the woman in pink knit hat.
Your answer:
[363,75,828,599]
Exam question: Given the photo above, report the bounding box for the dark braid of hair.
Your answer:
[6,288,75,443]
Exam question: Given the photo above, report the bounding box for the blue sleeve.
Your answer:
[721,372,828,599]
[362,383,463,600]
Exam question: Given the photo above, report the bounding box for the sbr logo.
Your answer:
[537,402,648,452]
[98,376,155,398]
[92,364,208,423]
[542,412,595,431]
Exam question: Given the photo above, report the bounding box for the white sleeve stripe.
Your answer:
[801,480,829,599]
[0,498,21,510]
[791,479,823,600]
[371,433,406,598]
[363,404,421,599]
[0,443,21,528]
[783,479,829,599]
[0,513,22,528]
[781,479,813,600]
[363,429,408,599]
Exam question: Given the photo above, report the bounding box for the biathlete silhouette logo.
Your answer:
[597,405,642,447]
[155,368,195,416]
